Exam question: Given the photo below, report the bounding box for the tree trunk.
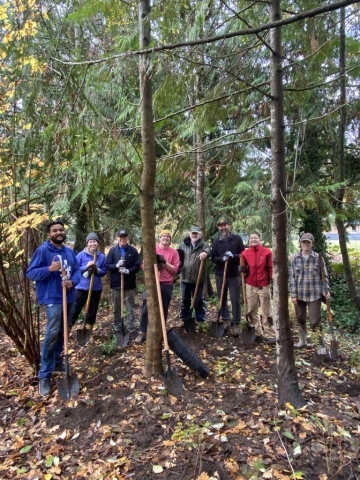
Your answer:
[270,0,304,407]
[194,132,206,233]
[334,8,360,329]
[139,0,162,376]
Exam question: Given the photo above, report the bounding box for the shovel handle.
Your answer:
[154,264,170,351]
[191,258,204,309]
[241,271,247,311]
[121,273,124,318]
[84,252,97,315]
[219,260,228,309]
[62,268,69,355]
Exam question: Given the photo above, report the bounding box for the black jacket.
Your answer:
[106,244,140,290]
[211,233,245,277]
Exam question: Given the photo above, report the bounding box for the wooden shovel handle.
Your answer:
[84,252,97,316]
[191,258,205,309]
[62,267,69,354]
[241,271,247,311]
[219,260,228,309]
[154,264,170,351]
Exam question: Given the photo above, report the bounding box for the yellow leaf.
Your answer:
[197,473,209,480]
[44,474,52,480]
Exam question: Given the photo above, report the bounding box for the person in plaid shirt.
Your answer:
[289,233,330,348]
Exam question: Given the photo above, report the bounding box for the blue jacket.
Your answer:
[26,240,81,305]
[76,249,106,291]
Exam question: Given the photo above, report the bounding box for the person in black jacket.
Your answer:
[211,217,245,337]
[106,229,141,336]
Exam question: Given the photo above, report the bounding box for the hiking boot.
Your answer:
[254,335,264,343]
[134,331,146,344]
[233,324,240,337]
[39,378,51,397]
[265,337,276,345]
[223,320,231,332]
[295,325,307,348]
[129,330,138,341]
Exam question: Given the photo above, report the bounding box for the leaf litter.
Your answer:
[0,294,359,479]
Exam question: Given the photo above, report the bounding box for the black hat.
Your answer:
[217,217,230,226]
[86,232,99,243]
[118,229,128,237]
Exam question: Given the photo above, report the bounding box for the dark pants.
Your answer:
[70,289,102,326]
[180,281,206,322]
[215,275,241,324]
[295,298,322,329]
[140,284,173,333]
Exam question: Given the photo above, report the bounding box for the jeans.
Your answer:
[215,275,241,324]
[140,284,173,333]
[38,302,75,379]
[71,289,102,326]
[112,289,137,332]
[179,281,206,322]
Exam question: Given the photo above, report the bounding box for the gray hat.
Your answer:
[86,232,99,243]
[190,226,201,233]
[118,229,128,237]
[300,233,314,242]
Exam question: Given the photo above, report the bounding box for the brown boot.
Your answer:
[295,325,307,348]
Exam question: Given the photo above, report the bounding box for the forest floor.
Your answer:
[1,291,360,480]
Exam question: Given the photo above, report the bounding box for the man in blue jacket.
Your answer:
[106,229,141,337]
[26,221,81,397]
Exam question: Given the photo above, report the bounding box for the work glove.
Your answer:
[225,251,233,258]
[116,259,126,268]
[156,254,166,265]
[223,255,229,262]
[119,267,129,274]
[238,265,246,273]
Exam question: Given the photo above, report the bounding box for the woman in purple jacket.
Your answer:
[69,233,107,338]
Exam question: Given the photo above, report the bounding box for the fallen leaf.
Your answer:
[153,464,163,473]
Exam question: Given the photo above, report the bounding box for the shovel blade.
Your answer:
[184,316,196,334]
[241,323,256,344]
[76,328,91,346]
[329,339,339,360]
[114,318,129,347]
[56,374,80,401]
[162,368,183,397]
[210,318,224,338]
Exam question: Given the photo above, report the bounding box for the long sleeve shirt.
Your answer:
[289,250,330,302]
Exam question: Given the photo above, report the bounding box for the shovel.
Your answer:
[115,269,130,348]
[319,254,339,359]
[240,271,256,344]
[77,253,96,346]
[184,258,204,334]
[57,268,80,400]
[154,264,183,397]
[210,260,228,338]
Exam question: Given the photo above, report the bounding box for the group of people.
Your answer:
[26,219,330,397]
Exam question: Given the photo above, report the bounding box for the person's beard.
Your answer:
[51,233,66,245]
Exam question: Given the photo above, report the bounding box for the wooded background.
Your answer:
[0,0,359,405]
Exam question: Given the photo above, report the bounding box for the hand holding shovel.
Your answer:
[184,257,204,334]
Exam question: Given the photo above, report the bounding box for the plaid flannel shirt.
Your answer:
[289,250,330,302]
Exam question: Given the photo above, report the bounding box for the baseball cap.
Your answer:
[118,229,128,237]
[190,226,201,233]
[217,217,230,226]
[300,233,314,242]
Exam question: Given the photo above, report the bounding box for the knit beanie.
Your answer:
[160,229,172,238]
[86,232,99,244]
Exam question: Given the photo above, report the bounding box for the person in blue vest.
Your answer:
[26,220,81,397]
[69,232,107,340]
[106,229,141,337]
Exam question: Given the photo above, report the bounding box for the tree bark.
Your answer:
[270,0,305,408]
[334,8,360,329]
[139,0,162,376]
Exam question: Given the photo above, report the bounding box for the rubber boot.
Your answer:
[295,324,307,348]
